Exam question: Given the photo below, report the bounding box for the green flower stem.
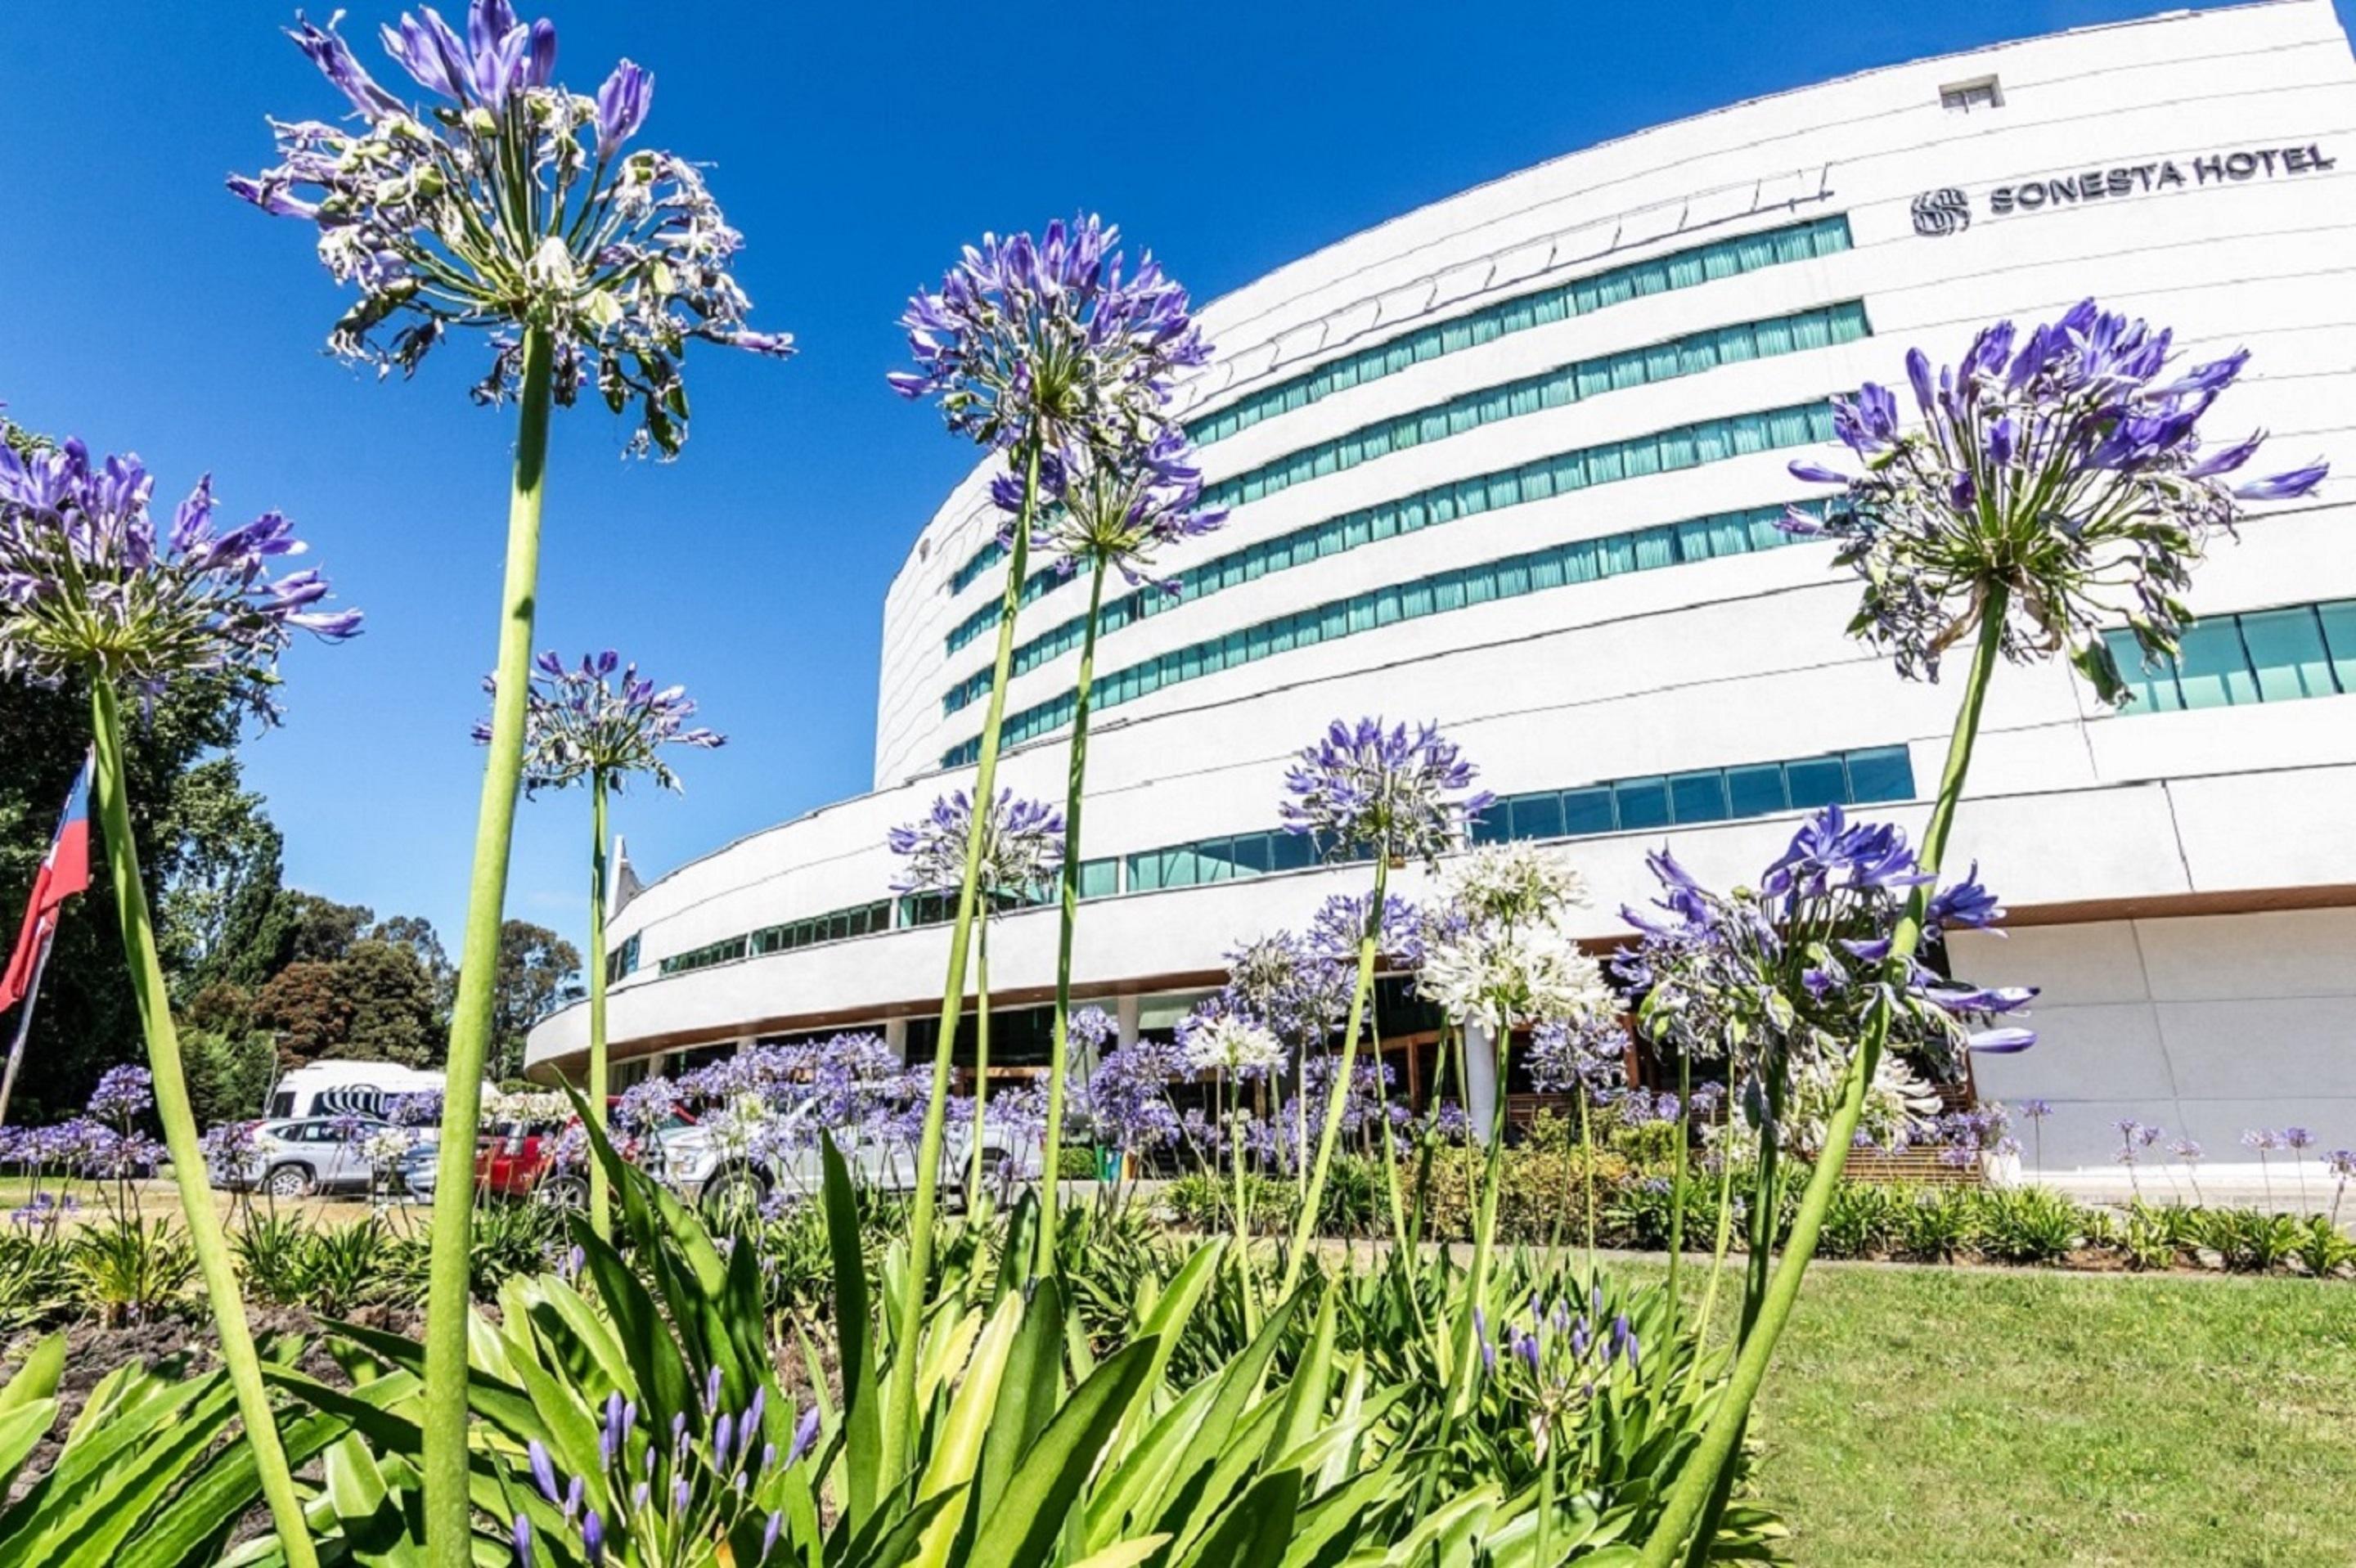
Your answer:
[1692,1134,1741,1350]
[1369,992,1411,1263]
[1406,1025,1458,1257]
[1037,556,1108,1272]
[1667,1051,1692,1318]
[888,440,1039,1487]
[1684,1038,1788,1566]
[1450,1009,1513,1417]
[1414,1011,1510,1529]
[1276,856,1390,1303]
[587,769,611,1240]
[425,324,553,1567]
[971,919,990,1205]
[88,681,320,1568]
[1577,1088,1599,1280]
[1639,586,2009,1568]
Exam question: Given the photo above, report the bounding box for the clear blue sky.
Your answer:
[0,0,2318,946]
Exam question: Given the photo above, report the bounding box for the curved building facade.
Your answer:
[530,0,2356,1171]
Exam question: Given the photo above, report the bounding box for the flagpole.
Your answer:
[0,920,58,1129]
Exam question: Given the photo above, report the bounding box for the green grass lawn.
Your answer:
[1739,1265,2356,1566]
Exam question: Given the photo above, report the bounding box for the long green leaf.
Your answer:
[119,1404,353,1568]
[910,1292,1025,1568]
[0,1335,64,1412]
[823,1133,884,1534]
[973,1274,1064,1528]
[964,1337,1158,1568]
[1172,1467,1300,1568]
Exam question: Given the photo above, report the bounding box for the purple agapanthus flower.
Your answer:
[888,213,1208,462]
[0,440,359,717]
[1784,299,2326,700]
[1306,890,1425,968]
[1221,931,1349,1052]
[87,1064,155,1125]
[887,788,1064,899]
[1526,1014,1630,1099]
[1279,717,1491,868]
[518,1373,807,1564]
[477,649,722,796]
[1077,1033,1183,1155]
[232,2,793,456]
[1618,806,2035,1153]
[1022,425,1226,593]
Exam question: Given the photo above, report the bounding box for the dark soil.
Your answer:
[0,1303,424,1543]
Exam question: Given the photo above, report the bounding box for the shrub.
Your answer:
[1975,1187,2084,1264]
[70,1216,194,1327]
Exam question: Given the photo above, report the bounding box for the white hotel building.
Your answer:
[528,0,2356,1171]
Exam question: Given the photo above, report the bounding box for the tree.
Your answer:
[0,664,254,1121]
[254,959,353,1067]
[488,920,581,1081]
[371,913,454,1017]
[338,938,443,1067]
[182,1027,277,1125]
[157,756,285,993]
[252,936,443,1069]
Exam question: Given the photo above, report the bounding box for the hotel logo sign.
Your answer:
[1909,187,1972,237]
[1910,143,2337,236]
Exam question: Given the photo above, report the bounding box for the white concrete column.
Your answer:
[884,1017,909,1063]
[1464,1015,1500,1145]
[1116,994,1141,1048]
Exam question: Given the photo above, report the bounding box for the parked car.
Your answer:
[663,1101,1038,1216]
[211,1116,393,1198]
[400,1098,693,1207]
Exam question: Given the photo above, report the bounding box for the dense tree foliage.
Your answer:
[488,919,582,1081]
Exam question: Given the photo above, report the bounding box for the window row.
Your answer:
[1125,744,1913,897]
[943,314,1855,666]
[1470,745,1915,844]
[657,898,892,976]
[605,933,641,982]
[939,398,1842,765]
[2103,599,2356,713]
[627,743,1909,982]
[944,476,1811,717]
[1199,301,1869,514]
[937,217,1852,604]
[896,859,1122,928]
[1185,216,1854,447]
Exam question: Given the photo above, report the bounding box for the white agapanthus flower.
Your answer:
[1421,919,1613,1029]
[1446,842,1589,928]
[359,1125,415,1170]
[1183,1014,1287,1079]
[704,1091,780,1161]
[1784,1049,1942,1156]
[481,1088,569,1127]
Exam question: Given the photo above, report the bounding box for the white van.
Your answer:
[263,1060,446,1121]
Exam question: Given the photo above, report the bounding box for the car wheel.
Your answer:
[534,1173,590,1211]
[963,1150,1018,1211]
[264,1163,316,1199]
[699,1165,768,1222]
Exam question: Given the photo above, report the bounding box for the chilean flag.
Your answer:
[0,752,93,1016]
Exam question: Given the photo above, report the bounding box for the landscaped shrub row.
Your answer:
[1162,1155,2356,1278]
